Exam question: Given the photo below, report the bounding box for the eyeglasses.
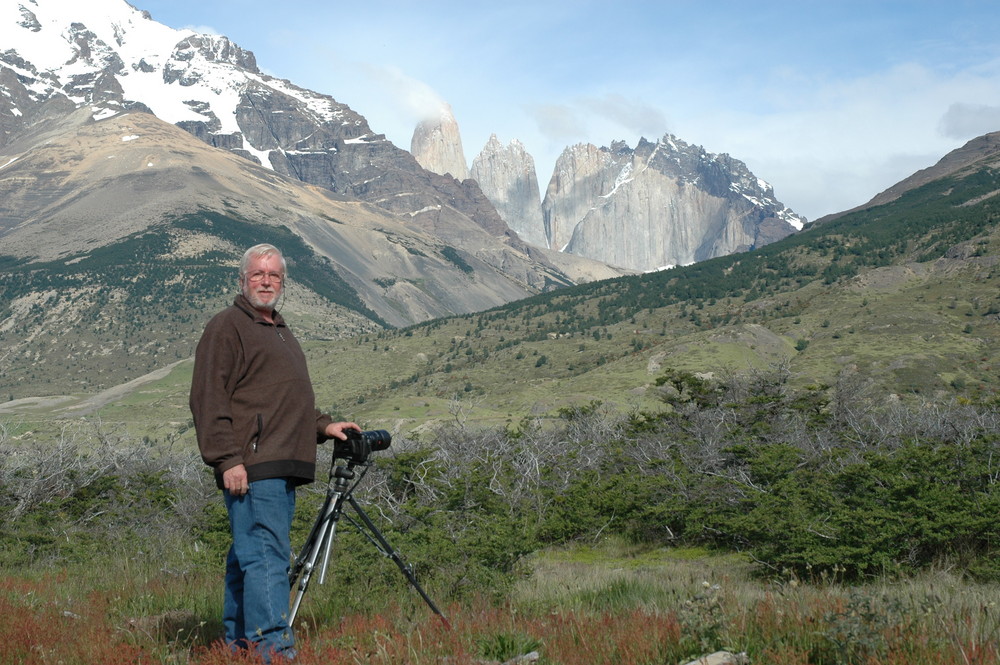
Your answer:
[245,271,284,283]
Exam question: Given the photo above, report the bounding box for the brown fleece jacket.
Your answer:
[190,295,333,488]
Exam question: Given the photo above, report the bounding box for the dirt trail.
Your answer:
[0,360,190,417]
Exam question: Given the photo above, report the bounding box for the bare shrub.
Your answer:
[0,419,214,563]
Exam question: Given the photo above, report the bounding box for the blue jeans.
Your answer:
[223,478,297,662]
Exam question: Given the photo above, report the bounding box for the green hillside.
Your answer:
[301,163,1000,432]
[0,209,380,400]
[4,160,1000,440]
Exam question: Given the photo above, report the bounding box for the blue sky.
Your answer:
[134,0,1000,221]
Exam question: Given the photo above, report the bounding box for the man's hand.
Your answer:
[325,421,361,441]
[223,464,249,496]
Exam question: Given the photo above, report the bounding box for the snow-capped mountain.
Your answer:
[3,0,400,188]
[3,0,270,140]
[0,0,631,401]
[1,0,532,257]
[1,0,622,284]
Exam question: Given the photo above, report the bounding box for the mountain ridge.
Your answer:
[6,129,1000,429]
[1,0,594,287]
[460,130,805,271]
[813,131,1000,224]
[5,0,1000,427]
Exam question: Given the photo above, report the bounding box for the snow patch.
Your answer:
[91,107,119,121]
[241,136,274,170]
[407,205,442,216]
[601,163,634,198]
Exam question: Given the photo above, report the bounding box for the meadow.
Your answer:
[4,366,1000,664]
[3,539,1000,664]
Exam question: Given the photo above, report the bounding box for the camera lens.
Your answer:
[361,429,392,451]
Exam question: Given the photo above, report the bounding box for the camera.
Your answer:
[334,428,391,463]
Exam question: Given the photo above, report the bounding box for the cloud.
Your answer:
[183,24,221,36]
[524,95,669,147]
[938,103,1000,139]
[580,94,669,139]
[358,63,444,122]
[524,103,587,143]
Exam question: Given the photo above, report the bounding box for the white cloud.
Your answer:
[667,61,1000,220]
[938,103,1000,139]
[579,94,669,140]
[524,103,587,143]
[182,24,220,36]
[359,63,445,122]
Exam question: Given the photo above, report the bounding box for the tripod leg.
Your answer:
[290,493,332,586]
[346,495,451,629]
[288,515,331,626]
[288,489,345,627]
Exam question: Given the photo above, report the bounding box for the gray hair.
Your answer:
[239,243,287,278]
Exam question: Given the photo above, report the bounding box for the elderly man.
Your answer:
[190,243,358,662]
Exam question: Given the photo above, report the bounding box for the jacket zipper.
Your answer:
[252,413,263,453]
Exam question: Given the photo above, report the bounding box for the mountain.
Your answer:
[9,0,997,425]
[469,135,547,248]
[466,131,803,271]
[0,0,613,286]
[814,130,1000,224]
[410,103,469,181]
[290,129,1000,428]
[545,136,802,271]
[6,129,1000,428]
[0,0,628,400]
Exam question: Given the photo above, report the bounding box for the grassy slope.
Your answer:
[68,233,997,444]
[5,163,1000,441]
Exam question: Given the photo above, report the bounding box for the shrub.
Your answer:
[6,366,1000,590]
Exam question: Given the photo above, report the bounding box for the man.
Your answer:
[190,243,359,662]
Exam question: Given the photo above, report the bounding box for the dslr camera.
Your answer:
[334,428,391,463]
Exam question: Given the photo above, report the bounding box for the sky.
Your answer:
[131,0,1000,221]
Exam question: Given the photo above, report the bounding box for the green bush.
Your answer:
[6,368,1000,593]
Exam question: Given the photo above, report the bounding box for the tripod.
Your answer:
[288,451,450,628]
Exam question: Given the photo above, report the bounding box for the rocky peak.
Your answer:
[17,5,42,31]
[170,34,258,72]
[464,133,801,271]
[469,134,546,247]
[539,134,802,271]
[1,0,596,334]
[542,143,626,252]
[410,102,468,180]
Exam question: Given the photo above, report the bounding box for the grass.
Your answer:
[4,540,1000,665]
[7,226,1000,445]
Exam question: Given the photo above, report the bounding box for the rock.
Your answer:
[411,102,469,180]
[470,135,547,248]
[543,136,801,272]
[681,650,750,665]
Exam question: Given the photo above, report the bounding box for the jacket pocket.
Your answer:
[250,413,263,453]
